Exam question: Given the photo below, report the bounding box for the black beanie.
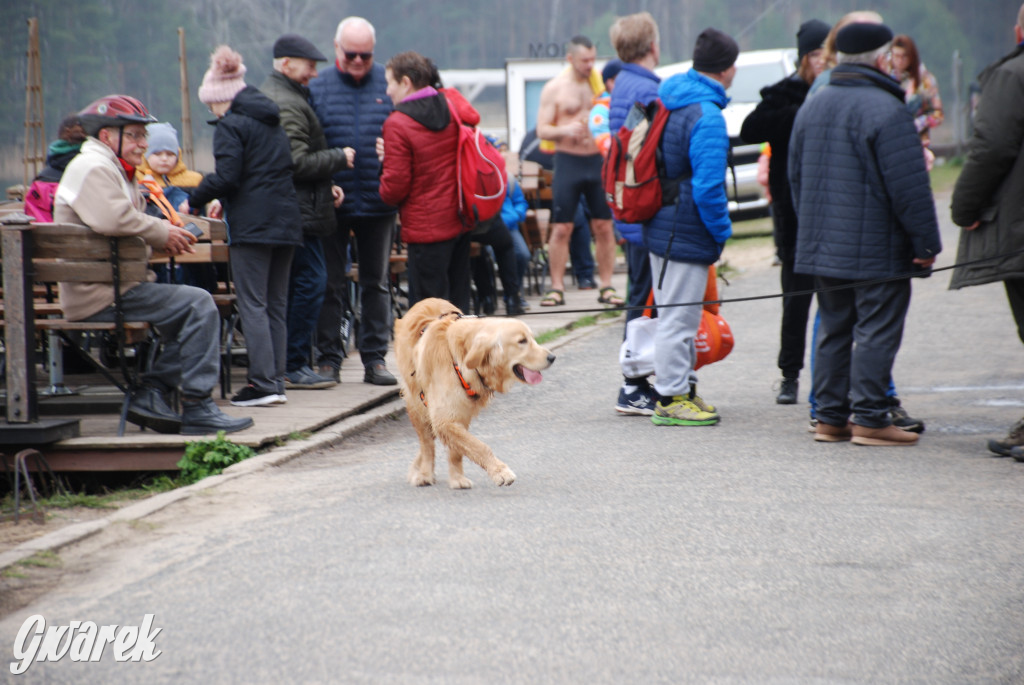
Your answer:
[797,19,830,60]
[692,28,739,74]
[835,23,893,55]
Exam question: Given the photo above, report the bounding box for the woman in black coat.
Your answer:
[740,20,828,405]
[188,46,303,408]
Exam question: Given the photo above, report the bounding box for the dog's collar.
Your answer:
[453,362,482,399]
[417,310,467,338]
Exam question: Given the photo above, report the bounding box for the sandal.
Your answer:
[597,286,624,306]
[540,289,565,307]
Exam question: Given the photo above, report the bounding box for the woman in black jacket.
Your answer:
[188,45,304,408]
[740,20,828,406]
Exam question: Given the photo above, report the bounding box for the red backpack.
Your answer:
[449,103,506,230]
[602,99,681,223]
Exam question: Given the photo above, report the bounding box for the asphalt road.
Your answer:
[2,195,1023,683]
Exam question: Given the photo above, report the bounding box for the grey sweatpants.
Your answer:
[649,254,709,398]
[231,244,295,395]
[86,282,221,398]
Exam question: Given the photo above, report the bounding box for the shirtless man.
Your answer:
[536,35,623,307]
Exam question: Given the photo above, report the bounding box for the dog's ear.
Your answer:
[461,330,500,370]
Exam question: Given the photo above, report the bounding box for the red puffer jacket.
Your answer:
[379,89,462,244]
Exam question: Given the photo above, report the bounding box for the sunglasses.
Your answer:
[344,51,373,62]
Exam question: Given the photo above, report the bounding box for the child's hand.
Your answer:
[207,200,223,219]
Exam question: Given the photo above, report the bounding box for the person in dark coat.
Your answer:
[378,51,467,311]
[261,33,353,390]
[740,19,829,405]
[788,23,941,447]
[950,3,1024,459]
[309,16,399,387]
[188,45,304,408]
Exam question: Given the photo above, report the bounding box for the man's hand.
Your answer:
[162,224,198,255]
[332,185,345,208]
[207,200,223,219]
[376,136,385,162]
[562,119,588,141]
[342,146,356,167]
[913,256,936,268]
[964,221,981,231]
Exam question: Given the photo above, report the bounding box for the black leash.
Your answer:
[506,248,1021,318]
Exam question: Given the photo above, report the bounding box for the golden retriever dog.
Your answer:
[394,297,555,489]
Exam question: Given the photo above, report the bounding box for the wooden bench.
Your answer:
[2,218,152,436]
[148,215,237,397]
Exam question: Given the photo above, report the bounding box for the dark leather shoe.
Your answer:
[363,363,398,386]
[776,377,798,404]
[126,385,182,434]
[181,397,254,435]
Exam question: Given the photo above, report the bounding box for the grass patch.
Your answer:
[2,569,28,579]
[930,159,961,194]
[536,310,621,345]
[17,551,61,568]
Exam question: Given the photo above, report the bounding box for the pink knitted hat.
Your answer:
[198,46,247,105]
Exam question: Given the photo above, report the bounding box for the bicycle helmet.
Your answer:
[78,94,156,136]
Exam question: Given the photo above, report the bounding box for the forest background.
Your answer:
[0,0,1017,186]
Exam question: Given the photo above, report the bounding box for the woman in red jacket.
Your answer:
[378,51,469,311]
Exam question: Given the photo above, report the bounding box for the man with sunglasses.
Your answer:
[310,16,399,387]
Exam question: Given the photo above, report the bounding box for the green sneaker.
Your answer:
[688,387,716,414]
[651,395,720,426]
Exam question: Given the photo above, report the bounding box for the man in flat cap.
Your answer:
[261,34,354,389]
[788,22,941,447]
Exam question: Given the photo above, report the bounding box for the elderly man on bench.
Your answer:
[53,94,253,435]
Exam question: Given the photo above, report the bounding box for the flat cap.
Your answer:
[273,34,327,61]
[835,23,893,55]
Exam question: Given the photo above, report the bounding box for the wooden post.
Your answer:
[23,18,46,189]
[2,222,39,423]
[179,27,195,170]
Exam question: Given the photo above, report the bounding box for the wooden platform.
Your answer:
[1,271,630,472]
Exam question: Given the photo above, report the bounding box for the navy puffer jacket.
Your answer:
[608,63,660,247]
[309,62,395,218]
[643,70,732,265]
[788,64,941,279]
[188,85,303,247]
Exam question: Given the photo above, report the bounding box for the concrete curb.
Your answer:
[0,314,618,573]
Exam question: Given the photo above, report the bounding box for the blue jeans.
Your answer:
[286,237,327,372]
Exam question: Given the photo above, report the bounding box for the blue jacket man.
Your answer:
[789,23,941,446]
[309,16,399,386]
[642,28,737,428]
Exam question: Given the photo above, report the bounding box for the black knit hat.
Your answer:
[835,23,893,55]
[797,19,830,60]
[692,28,739,73]
[273,34,327,61]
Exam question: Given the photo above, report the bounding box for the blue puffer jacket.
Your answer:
[789,64,941,279]
[608,63,661,246]
[309,62,396,219]
[643,70,732,265]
